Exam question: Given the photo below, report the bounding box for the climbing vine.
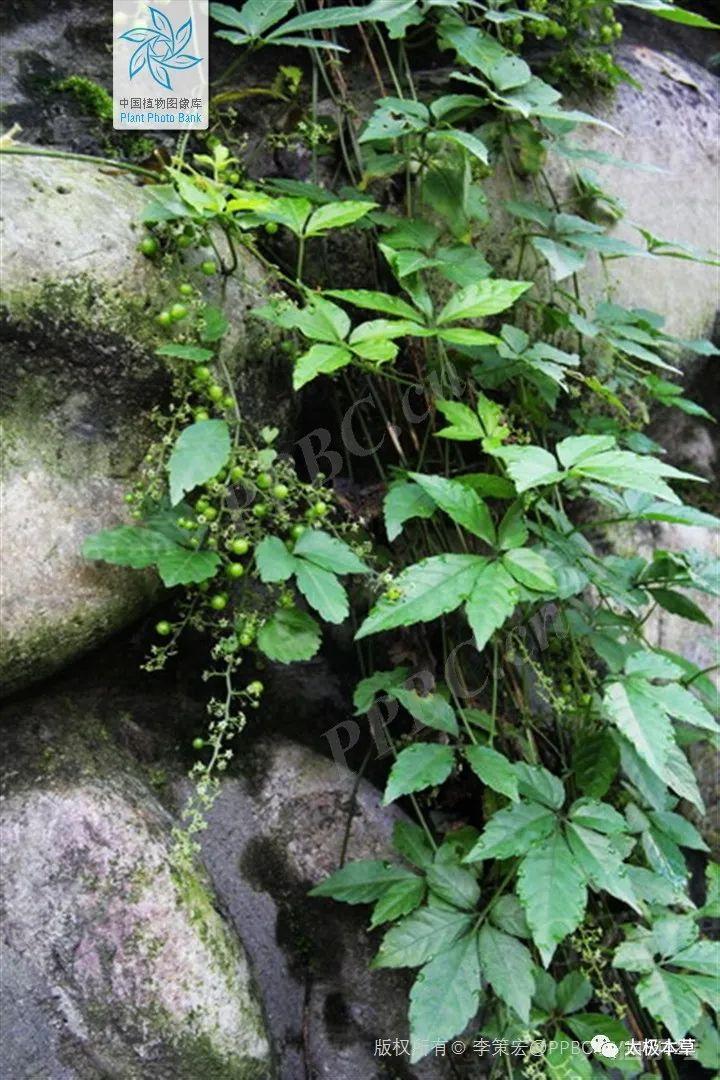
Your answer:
[27,0,717,1072]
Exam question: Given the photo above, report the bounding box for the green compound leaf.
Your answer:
[309,860,417,904]
[256,606,321,663]
[383,743,455,805]
[408,932,482,1062]
[156,547,221,587]
[517,827,587,965]
[356,554,486,639]
[478,923,534,1022]
[295,560,349,623]
[168,420,231,506]
[83,525,177,569]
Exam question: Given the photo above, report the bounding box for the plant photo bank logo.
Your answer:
[118,5,201,90]
[113,1,209,130]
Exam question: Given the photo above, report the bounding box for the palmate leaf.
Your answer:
[383,743,456,805]
[256,606,321,663]
[492,445,563,492]
[355,553,486,639]
[478,923,534,1022]
[409,932,482,1062]
[168,420,231,506]
[392,820,434,871]
[517,827,587,965]
[435,399,484,441]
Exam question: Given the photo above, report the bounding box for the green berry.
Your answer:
[222,395,235,409]
[290,524,305,540]
[203,506,218,522]
[227,562,245,579]
[156,310,172,327]
[252,503,268,519]
[194,408,210,421]
[170,302,188,321]
[313,500,328,517]
[194,365,211,382]
[229,537,250,555]
[272,483,289,500]
[179,282,194,296]
[155,620,172,636]
[192,737,205,750]
[239,632,254,647]
[139,236,159,257]
[247,680,264,696]
[256,472,272,491]
[210,593,228,611]
[207,384,224,402]
[228,171,240,184]
[200,259,217,276]
[177,233,193,249]
[264,221,279,235]
[230,466,245,482]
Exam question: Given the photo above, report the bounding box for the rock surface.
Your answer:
[173,737,456,1080]
[0,690,273,1079]
[0,153,287,696]
[480,41,719,343]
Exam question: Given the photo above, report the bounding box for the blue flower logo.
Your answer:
[119,6,202,90]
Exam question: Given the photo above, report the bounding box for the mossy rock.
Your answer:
[0,689,274,1079]
[0,152,289,697]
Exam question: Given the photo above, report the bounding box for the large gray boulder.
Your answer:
[0,689,273,1079]
[0,152,287,696]
[174,737,456,1080]
[479,42,718,343]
